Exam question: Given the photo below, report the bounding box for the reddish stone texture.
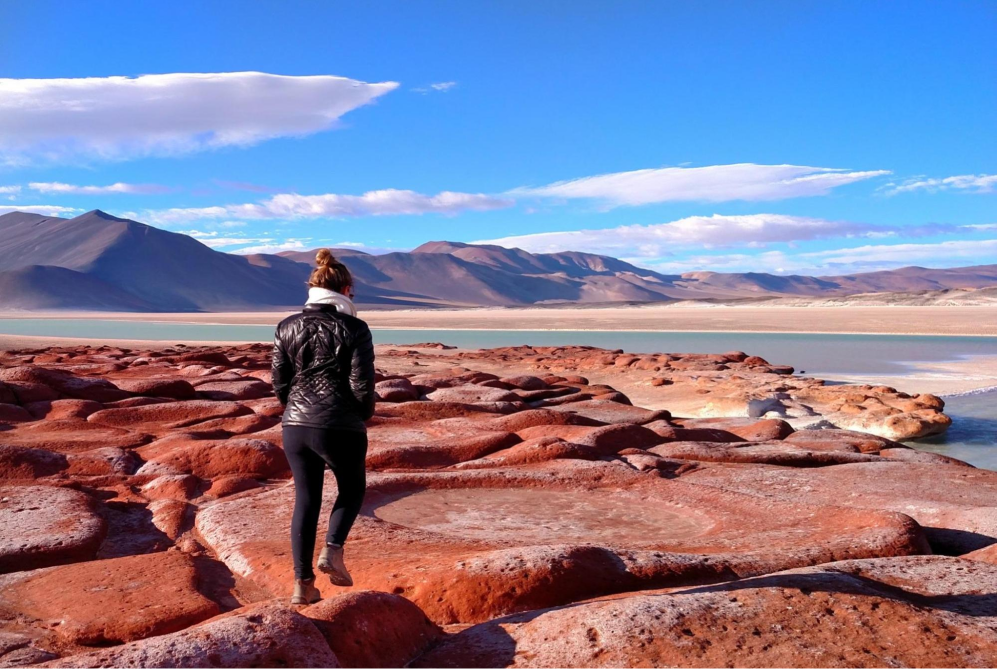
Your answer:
[304,591,443,667]
[0,342,992,667]
[415,556,997,668]
[196,461,930,625]
[38,603,339,668]
[0,551,219,645]
[0,485,105,573]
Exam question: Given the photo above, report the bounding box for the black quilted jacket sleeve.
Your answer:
[271,330,294,405]
[349,322,376,421]
[271,306,375,431]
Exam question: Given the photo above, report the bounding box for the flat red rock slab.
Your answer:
[0,419,151,453]
[649,440,884,466]
[546,399,670,425]
[684,460,997,554]
[0,551,220,645]
[366,419,520,469]
[193,379,272,401]
[136,435,288,479]
[36,603,338,668]
[112,378,197,400]
[197,460,928,625]
[426,385,522,403]
[0,485,105,573]
[413,556,997,668]
[87,400,253,433]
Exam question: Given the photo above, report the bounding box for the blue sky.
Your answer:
[0,0,996,274]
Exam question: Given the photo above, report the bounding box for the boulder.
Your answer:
[376,378,420,402]
[304,591,443,668]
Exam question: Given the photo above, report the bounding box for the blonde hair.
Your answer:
[308,249,353,293]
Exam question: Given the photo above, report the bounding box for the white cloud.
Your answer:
[0,185,21,194]
[231,239,311,255]
[412,81,457,94]
[474,213,944,257]
[800,239,999,267]
[880,174,997,195]
[0,204,78,216]
[511,163,890,206]
[0,72,398,164]
[28,181,169,195]
[175,230,274,248]
[643,239,998,275]
[138,189,513,224]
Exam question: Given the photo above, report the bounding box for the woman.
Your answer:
[272,249,376,605]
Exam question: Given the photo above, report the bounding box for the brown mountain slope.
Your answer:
[0,209,995,311]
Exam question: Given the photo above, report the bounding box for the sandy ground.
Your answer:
[1,304,996,336]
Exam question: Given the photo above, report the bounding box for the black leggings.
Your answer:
[283,425,368,580]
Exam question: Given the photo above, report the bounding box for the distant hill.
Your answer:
[0,209,995,311]
[0,210,309,311]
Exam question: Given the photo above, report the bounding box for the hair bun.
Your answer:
[315,248,334,267]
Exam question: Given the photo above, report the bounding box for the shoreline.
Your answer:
[0,304,996,337]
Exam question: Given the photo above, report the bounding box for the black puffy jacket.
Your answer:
[271,304,376,431]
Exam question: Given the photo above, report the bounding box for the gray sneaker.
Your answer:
[290,577,321,605]
[317,544,354,586]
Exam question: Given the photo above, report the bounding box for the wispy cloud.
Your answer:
[800,239,998,268]
[880,174,997,196]
[136,189,514,224]
[474,213,972,258]
[28,181,170,195]
[510,163,890,206]
[412,81,458,94]
[0,185,21,195]
[643,239,998,275]
[177,230,273,248]
[0,204,78,216]
[231,239,312,255]
[0,72,398,164]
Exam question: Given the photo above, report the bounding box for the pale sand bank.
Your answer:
[1,304,996,336]
[819,355,997,397]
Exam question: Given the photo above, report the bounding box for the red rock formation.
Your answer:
[0,342,992,667]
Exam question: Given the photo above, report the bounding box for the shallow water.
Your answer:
[906,390,997,471]
[1,318,995,469]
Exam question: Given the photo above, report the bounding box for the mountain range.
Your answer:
[0,210,995,312]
